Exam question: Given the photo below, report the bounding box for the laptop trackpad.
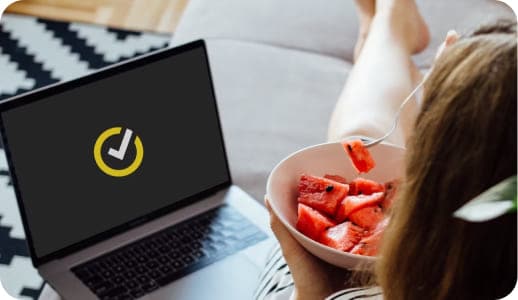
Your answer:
[145,253,260,299]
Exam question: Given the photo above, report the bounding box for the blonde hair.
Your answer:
[376,21,517,300]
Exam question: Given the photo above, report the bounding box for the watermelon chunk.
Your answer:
[350,229,382,256]
[324,174,348,184]
[335,192,384,222]
[381,180,400,210]
[296,203,336,240]
[298,174,349,216]
[348,205,384,230]
[319,222,364,252]
[342,140,376,173]
[295,172,399,257]
[349,178,385,195]
[350,219,387,256]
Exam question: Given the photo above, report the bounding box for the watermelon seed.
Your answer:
[347,144,353,151]
[326,185,334,192]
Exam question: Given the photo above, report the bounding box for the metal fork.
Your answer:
[363,72,431,148]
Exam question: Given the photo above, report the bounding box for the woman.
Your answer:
[259,0,517,299]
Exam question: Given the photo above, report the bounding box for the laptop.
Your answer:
[0,40,275,300]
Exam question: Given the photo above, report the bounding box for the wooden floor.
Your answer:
[6,0,189,33]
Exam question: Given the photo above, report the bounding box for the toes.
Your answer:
[445,30,460,46]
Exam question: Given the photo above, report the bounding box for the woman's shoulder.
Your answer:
[325,286,383,300]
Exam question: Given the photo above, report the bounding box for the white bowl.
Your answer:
[266,141,405,269]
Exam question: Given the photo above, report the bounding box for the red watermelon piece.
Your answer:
[350,219,387,256]
[319,222,364,252]
[342,140,376,173]
[335,192,384,222]
[349,178,385,195]
[295,172,399,257]
[296,203,336,240]
[348,205,384,230]
[350,229,382,256]
[324,174,347,184]
[381,180,400,210]
[298,174,349,216]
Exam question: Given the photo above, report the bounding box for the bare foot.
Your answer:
[376,0,430,54]
[353,0,376,61]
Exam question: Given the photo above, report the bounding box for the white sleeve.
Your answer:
[325,286,383,300]
[254,245,384,300]
[253,245,295,300]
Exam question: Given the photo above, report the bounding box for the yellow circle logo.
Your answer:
[93,127,143,177]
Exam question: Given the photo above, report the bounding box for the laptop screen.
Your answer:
[0,42,230,262]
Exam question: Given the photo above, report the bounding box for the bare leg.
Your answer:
[328,0,430,145]
[353,0,376,62]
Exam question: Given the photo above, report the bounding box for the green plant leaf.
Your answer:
[453,176,517,222]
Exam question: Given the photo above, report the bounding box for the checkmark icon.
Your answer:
[94,127,144,177]
[108,128,133,160]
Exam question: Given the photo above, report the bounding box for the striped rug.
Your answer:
[0,14,170,299]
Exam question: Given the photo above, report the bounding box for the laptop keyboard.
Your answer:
[71,205,268,300]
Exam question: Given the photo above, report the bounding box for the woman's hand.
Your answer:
[265,198,353,300]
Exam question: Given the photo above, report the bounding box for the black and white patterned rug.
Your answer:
[0,14,170,299]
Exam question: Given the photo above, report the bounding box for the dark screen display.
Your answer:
[1,46,229,258]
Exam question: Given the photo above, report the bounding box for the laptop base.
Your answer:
[40,186,274,300]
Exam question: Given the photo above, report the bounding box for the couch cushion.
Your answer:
[172,0,359,62]
[172,0,514,67]
[201,39,351,200]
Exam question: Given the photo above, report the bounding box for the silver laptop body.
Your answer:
[0,40,275,300]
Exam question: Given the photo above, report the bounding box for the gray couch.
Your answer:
[170,0,514,201]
